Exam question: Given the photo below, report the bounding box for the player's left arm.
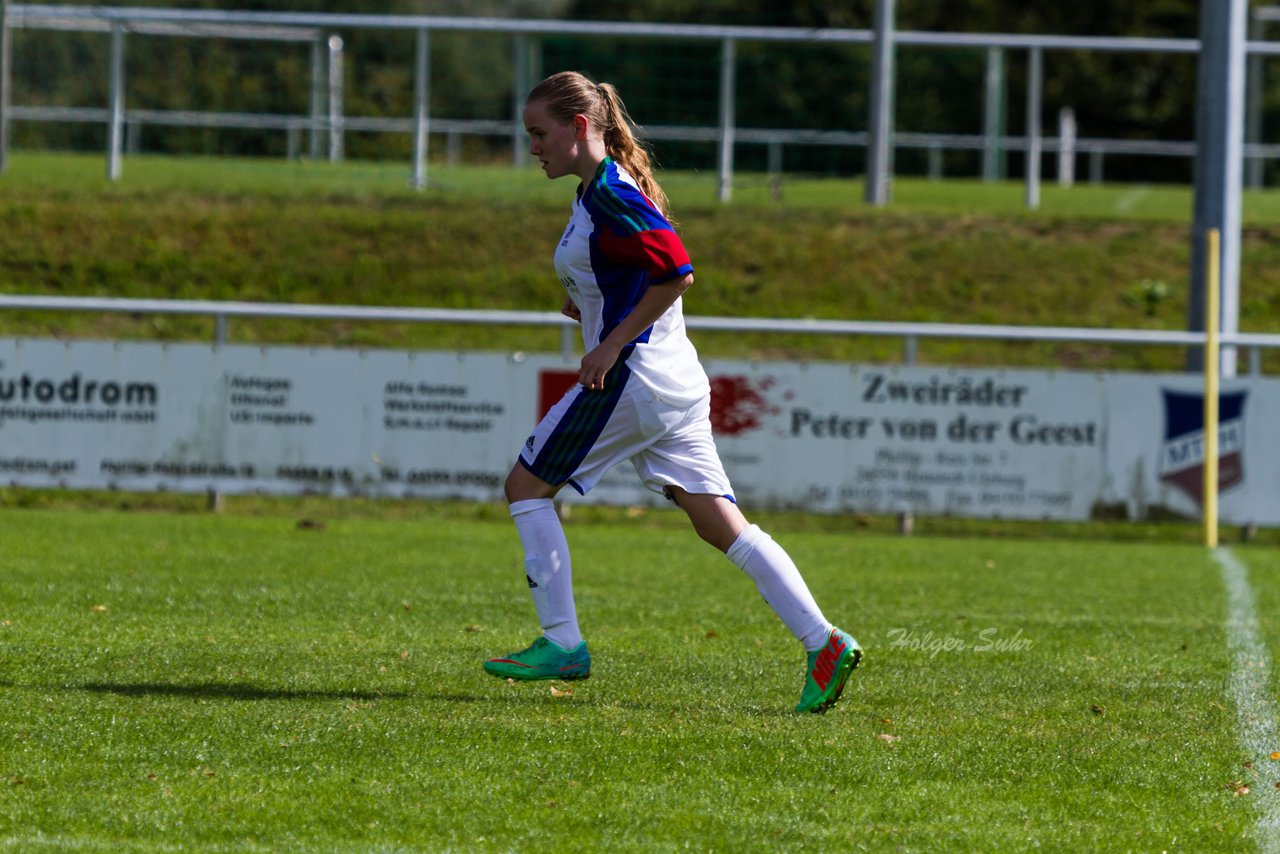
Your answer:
[579,272,693,391]
[580,182,694,391]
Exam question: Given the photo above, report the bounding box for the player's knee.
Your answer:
[692,519,732,552]
[687,510,739,552]
[505,465,555,503]
[503,469,527,503]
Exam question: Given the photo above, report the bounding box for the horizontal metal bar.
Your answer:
[1246,40,1280,56]
[9,4,1210,54]
[0,294,1276,349]
[0,294,573,327]
[43,4,1280,59]
[899,31,1198,54]
[6,106,516,136]
[19,105,1261,160]
[9,5,870,42]
[7,106,317,131]
[686,315,1216,346]
[10,15,322,41]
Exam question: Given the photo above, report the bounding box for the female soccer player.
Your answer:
[483,71,861,713]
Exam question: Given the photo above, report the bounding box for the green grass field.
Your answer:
[1,504,1276,852]
[1,151,1278,849]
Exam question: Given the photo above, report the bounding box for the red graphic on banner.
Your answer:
[710,375,780,436]
[538,370,580,419]
[539,370,781,436]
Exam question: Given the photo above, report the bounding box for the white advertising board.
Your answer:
[0,339,1276,526]
[696,362,1279,526]
[0,340,557,500]
[698,363,1106,519]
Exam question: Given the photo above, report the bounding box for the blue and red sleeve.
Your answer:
[588,166,693,284]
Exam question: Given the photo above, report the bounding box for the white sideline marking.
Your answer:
[1216,547,1280,853]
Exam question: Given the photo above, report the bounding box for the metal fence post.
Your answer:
[865,0,895,206]
[107,23,126,181]
[327,34,344,164]
[560,322,575,359]
[1189,0,1246,379]
[767,139,783,200]
[716,37,736,203]
[900,327,917,537]
[900,329,922,535]
[309,36,324,159]
[1054,106,1075,185]
[1024,46,1043,210]
[982,46,1005,182]
[0,0,10,176]
[411,27,430,190]
[208,313,228,513]
[1246,10,1265,189]
[512,34,532,169]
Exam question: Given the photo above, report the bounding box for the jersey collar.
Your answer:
[578,156,613,206]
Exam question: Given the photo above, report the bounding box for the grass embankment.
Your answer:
[2,152,1278,372]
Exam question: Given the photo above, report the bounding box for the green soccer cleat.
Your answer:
[795,627,862,714]
[483,636,592,681]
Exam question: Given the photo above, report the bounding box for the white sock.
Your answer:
[727,524,832,652]
[509,498,582,650]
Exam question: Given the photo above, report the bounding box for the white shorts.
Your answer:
[519,368,734,501]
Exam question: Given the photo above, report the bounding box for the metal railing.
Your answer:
[0,294,1275,377]
[6,5,1280,203]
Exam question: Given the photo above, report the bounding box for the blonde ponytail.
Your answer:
[596,82,672,221]
[526,71,673,220]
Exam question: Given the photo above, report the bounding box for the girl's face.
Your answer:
[523,99,588,181]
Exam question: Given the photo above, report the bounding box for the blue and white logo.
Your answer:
[1158,389,1247,506]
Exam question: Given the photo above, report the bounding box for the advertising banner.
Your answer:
[0,338,1276,526]
[0,340,557,500]
[697,363,1106,520]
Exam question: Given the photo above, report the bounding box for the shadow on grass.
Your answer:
[32,681,801,716]
[75,681,409,702]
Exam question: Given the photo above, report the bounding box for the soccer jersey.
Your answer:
[553,158,709,406]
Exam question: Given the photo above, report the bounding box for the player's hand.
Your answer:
[561,298,581,323]
[580,341,621,392]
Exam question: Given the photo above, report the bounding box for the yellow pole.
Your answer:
[1204,228,1221,549]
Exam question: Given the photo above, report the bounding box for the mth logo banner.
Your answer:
[1158,389,1247,506]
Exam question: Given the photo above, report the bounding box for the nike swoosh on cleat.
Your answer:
[813,633,849,690]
